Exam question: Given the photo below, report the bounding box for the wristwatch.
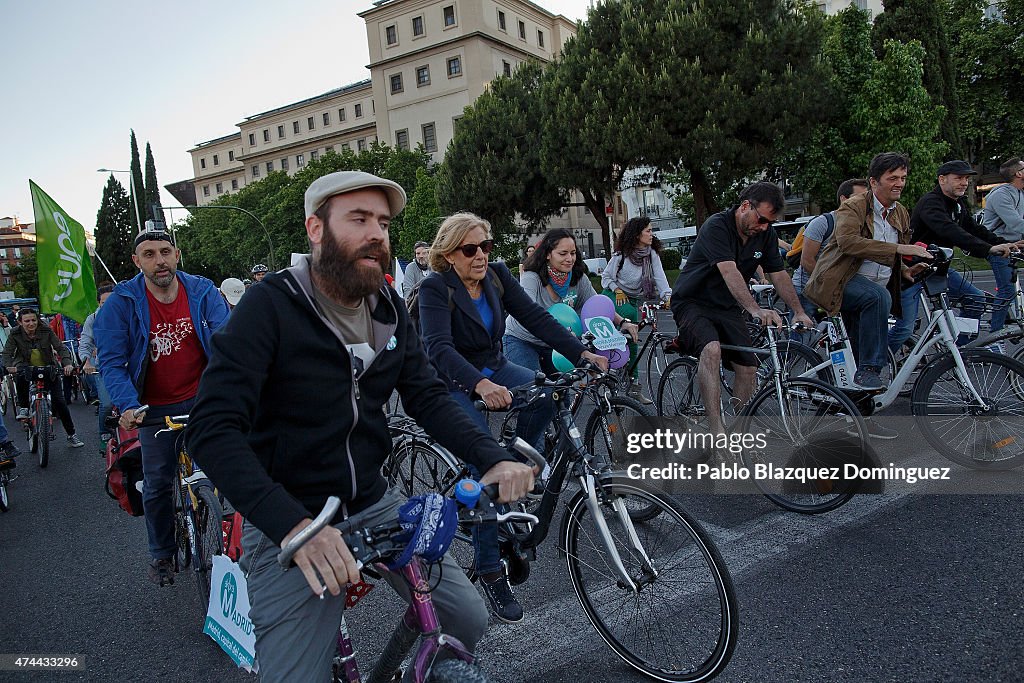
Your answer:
[618,318,632,330]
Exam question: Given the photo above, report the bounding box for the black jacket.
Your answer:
[910,185,1006,257]
[186,257,514,546]
[420,262,586,394]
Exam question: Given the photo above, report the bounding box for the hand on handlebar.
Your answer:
[897,243,933,261]
[119,406,148,430]
[479,459,536,504]
[474,379,513,410]
[990,243,1016,258]
[580,350,609,371]
[749,308,784,328]
[281,518,360,598]
[62,364,74,376]
[791,312,814,330]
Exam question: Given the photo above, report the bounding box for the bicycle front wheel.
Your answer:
[645,337,672,401]
[172,474,192,570]
[0,473,9,512]
[193,484,223,610]
[562,476,738,682]
[736,377,868,514]
[427,659,492,683]
[911,349,1024,469]
[37,399,51,468]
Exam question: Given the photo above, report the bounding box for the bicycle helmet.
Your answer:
[251,264,269,274]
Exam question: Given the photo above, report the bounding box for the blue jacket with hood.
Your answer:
[95,270,230,411]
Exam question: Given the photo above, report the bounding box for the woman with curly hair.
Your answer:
[600,216,672,403]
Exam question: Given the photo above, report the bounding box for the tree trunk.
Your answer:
[689,166,719,228]
[582,189,612,259]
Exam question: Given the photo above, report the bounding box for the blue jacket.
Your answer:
[95,271,229,411]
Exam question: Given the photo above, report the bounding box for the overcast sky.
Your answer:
[1,0,594,233]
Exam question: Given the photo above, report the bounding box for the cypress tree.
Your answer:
[144,142,166,226]
[129,130,146,233]
[95,174,136,282]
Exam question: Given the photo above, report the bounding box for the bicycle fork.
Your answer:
[578,472,649,593]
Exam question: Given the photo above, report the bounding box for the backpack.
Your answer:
[104,419,145,517]
[786,213,835,269]
[406,266,504,332]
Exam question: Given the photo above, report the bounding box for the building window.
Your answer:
[231,179,239,190]
[215,182,223,194]
[339,107,346,122]
[281,157,289,171]
[263,129,270,142]
[323,112,330,126]
[443,5,455,27]
[0,249,7,259]
[357,138,367,151]
[293,121,300,134]
[229,150,234,162]
[13,248,21,258]
[395,129,409,151]
[203,185,210,196]
[537,30,545,48]
[297,153,305,167]
[390,73,404,94]
[266,161,274,173]
[497,10,506,31]
[503,60,512,77]
[213,154,219,166]
[452,115,462,134]
[342,142,351,151]
[3,278,9,287]
[422,123,437,153]
[252,165,260,178]
[200,158,207,169]
[416,65,430,87]
[355,103,363,118]
[386,24,397,45]
[307,116,315,130]
[248,133,255,146]
[447,56,462,77]
[518,20,526,40]
[412,15,424,36]
[311,149,319,161]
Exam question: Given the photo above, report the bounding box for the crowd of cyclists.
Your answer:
[3,150,1022,680]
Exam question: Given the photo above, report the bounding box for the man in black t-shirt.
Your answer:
[672,182,812,435]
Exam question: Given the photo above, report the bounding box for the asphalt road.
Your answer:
[2,390,1022,682]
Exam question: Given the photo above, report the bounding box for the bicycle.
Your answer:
[0,370,15,416]
[0,456,13,512]
[968,252,1024,358]
[278,484,539,683]
[609,300,679,400]
[18,366,58,468]
[156,414,224,604]
[387,367,739,682]
[790,246,1024,470]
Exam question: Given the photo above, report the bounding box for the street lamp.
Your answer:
[157,205,275,271]
[97,168,143,231]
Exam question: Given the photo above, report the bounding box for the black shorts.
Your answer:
[672,302,758,369]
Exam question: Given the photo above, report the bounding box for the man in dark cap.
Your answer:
[95,230,230,586]
[889,160,1021,351]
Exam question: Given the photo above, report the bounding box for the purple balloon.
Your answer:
[606,346,630,369]
[581,294,616,324]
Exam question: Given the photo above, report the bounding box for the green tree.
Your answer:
[144,142,166,226]
[437,60,567,244]
[11,253,38,299]
[399,167,442,258]
[128,130,146,234]
[94,174,135,282]
[872,0,963,156]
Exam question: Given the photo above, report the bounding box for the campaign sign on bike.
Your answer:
[203,556,258,673]
[584,316,628,352]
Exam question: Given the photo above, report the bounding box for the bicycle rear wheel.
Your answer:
[562,476,737,682]
[736,377,868,514]
[911,349,1024,469]
[37,399,50,468]
[193,484,223,610]
[0,473,9,512]
[645,337,672,401]
[0,376,9,416]
[172,474,192,570]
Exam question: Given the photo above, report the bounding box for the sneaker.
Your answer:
[852,368,887,391]
[16,408,29,420]
[480,570,524,623]
[66,434,85,448]
[627,381,654,406]
[0,440,21,460]
[849,418,898,441]
[147,557,176,586]
[986,342,1006,356]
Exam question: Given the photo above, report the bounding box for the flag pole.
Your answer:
[85,239,116,282]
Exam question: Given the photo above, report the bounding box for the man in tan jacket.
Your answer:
[805,152,931,394]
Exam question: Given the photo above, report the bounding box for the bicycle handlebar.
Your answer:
[277,496,342,568]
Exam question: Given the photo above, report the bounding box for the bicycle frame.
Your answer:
[22,367,54,436]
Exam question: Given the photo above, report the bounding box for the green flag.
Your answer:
[29,180,98,323]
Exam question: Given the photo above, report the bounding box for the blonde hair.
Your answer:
[429,212,493,272]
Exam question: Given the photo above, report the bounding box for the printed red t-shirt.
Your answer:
[141,285,206,406]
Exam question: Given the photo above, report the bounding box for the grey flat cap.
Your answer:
[937,160,976,176]
[304,170,407,219]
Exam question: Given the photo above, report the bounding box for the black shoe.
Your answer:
[853,367,886,391]
[147,558,176,586]
[0,440,21,460]
[480,570,524,623]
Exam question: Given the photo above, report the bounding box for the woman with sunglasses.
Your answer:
[600,216,672,403]
[506,228,639,374]
[419,213,607,623]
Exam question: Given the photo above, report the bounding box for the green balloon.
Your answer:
[547,303,583,336]
[551,350,575,373]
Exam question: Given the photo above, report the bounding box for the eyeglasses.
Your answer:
[455,239,494,258]
[749,203,777,227]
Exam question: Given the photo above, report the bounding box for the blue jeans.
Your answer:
[448,360,553,574]
[839,275,891,370]
[137,398,196,560]
[502,334,556,376]
[888,270,984,352]
[988,255,1015,332]
[0,411,10,443]
[96,373,112,437]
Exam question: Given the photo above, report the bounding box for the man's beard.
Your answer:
[312,227,389,302]
[415,257,428,270]
[146,267,176,288]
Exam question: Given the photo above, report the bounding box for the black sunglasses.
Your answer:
[749,203,776,227]
[456,239,494,258]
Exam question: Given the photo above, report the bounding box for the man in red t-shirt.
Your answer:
[94,231,230,586]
